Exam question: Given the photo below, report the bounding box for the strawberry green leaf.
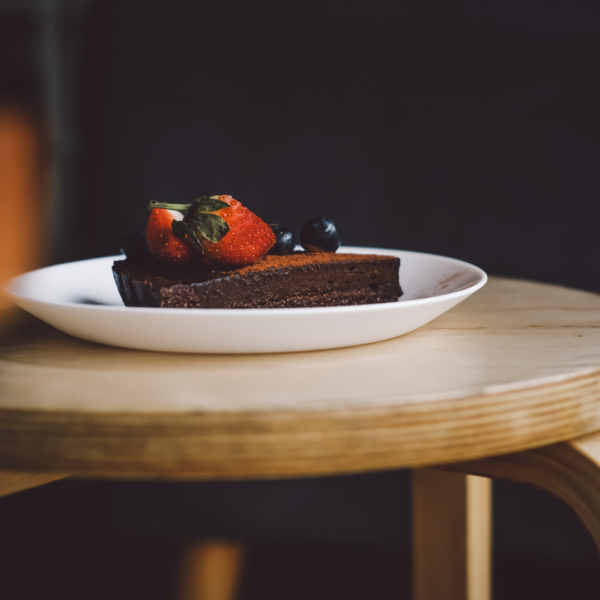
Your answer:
[187,225,205,254]
[171,219,204,254]
[171,220,188,242]
[192,197,230,213]
[194,213,230,243]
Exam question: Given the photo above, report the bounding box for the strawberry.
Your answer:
[146,208,204,266]
[199,195,276,267]
[148,195,275,268]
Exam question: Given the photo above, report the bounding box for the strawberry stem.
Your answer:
[148,200,192,213]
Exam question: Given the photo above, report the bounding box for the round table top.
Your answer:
[2,277,600,479]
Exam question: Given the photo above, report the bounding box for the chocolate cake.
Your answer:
[113,252,402,309]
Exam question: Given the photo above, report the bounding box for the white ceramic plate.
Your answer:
[4,247,487,354]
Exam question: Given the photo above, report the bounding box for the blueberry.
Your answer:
[120,229,150,260]
[268,224,300,255]
[299,218,341,252]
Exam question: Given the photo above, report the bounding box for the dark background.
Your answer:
[2,0,600,597]
[76,0,600,295]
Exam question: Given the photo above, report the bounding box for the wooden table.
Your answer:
[2,276,600,600]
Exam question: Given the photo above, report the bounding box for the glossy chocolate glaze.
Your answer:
[112,252,402,308]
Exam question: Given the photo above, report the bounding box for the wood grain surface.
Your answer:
[2,277,600,478]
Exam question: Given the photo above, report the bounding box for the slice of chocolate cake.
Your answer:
[113,252,402,309]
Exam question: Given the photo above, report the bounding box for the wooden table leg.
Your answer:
[412,469,492,600]
[178,541,244,600]
[444,432,600,554]
[0,470,68,498]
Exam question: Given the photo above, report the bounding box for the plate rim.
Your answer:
[3,247,488,315]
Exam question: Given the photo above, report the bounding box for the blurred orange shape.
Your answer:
[0,108,45,294]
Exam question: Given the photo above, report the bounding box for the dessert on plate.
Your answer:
[113,195,402,309]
